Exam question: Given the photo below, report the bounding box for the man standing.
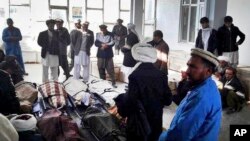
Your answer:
[95,24,116,88]
[148,30,169,75]
[37,19,60,82]
[195,17,217,54]
[217,16,245,68]
[55,19,71,79]
[220,67,245,114]
[73,22,94,82]
[112,19,127,55]
[159,48,222,141]
[115,43,172,141]
[69,19,82,72]
[121,23,140,83]
[2,18,27,75]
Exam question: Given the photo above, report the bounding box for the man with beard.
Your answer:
[220,67,245,114]
[69,19,82,72]
[159,48,222,141]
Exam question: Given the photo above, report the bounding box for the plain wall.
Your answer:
[227,0,250,66]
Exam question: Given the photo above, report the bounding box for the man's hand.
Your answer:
[101,44,108,50]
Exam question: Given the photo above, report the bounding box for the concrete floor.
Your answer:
[24,64,250,141]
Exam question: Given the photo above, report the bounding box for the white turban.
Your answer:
[10,114,37,132]
[218,56,230,62]
[132,43,157,63]
[127,23,140,41]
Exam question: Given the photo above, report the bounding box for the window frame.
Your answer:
[143,0,157,38]
[179,0,206,43]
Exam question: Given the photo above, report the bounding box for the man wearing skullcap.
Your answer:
[95,24,116,87]
[55,19,71,79]
[116,43,172,140]
[159,48,222,141]
[148,30,169,75]
[37,19,60,82]
[215,56,231,80]
[2,18,27,75]
[73,21,94,82]
[112,19,127,55]
[120,23,139,82]
[69,19,82,72]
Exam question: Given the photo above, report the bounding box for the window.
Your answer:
[104,0,119,23]
[180,0,206,42]
[50,0,68,7]
[87,0,103,9]
[143,0,156,38]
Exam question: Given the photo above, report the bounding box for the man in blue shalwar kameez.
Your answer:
[2,18,27,75]
[159,48,222,141]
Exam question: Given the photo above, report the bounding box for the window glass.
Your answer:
[87,0,103,8]
[10,6,31,36]
[181,6,189,41]
[144,0,155,22]
[87,10,103,34]
[189,6,197,42]
[51,9,67,22]
[104,0,119,23]
[50,0,68,6]
[144,25,154,38]
[191,0,198,4]
[182,0,190,4]
[120,11,130,25]
[120,0,131,10]
[10,0,29,5]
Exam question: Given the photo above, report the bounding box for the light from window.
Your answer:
[120,11,130,25]
[183,0,190,5]
[181,6,189,41]
[144,0,155,23]
[120,0,131,10]
[50,0,68,7]
[104,0,119,23]
[87,0,103,9]
[189,7,197,42]
[10,0,29,5]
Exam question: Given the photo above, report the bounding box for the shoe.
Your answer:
[112,84,117,88]
[226,108,236,114]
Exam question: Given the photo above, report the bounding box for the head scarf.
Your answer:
[127,23,140,41]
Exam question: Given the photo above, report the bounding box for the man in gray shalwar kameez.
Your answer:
[112,19,127,55]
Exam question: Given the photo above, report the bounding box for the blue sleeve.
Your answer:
[159,94,207,141]
[2,29,11,42]
[16,28,22,41]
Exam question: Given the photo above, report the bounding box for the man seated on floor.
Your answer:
[0,55,24,84]
[215,56,231,80]
[220,67,245,114]
[0,69,20,115]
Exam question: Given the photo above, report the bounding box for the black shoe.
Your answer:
[112,84,117,88]
[226,108,236,114]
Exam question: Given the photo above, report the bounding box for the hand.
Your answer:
[235,42,239,46]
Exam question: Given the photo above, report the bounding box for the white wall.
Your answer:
[156,0,194,52]
[227,0,250,66]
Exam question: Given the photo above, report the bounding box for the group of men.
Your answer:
[0,15,247,141]
[195,16,245,68]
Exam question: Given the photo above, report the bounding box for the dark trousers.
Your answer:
[59,55,70,78]
[97,58,116,85]
[227,90,244,110]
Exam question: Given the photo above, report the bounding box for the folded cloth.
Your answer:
[10,114,37,132]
